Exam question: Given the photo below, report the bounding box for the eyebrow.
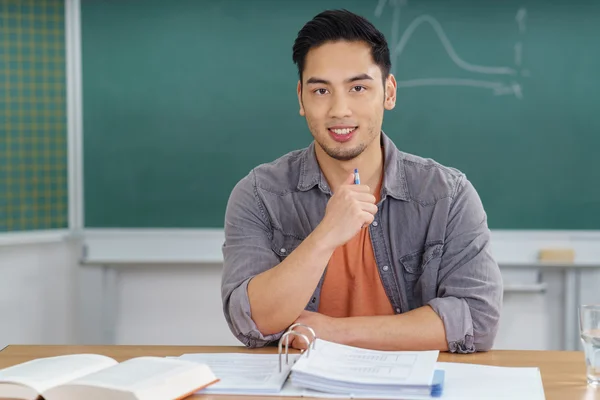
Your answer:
[305,73,374,85]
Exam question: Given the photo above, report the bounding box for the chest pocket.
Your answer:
[271,228,304,260]
[399,242,443,309]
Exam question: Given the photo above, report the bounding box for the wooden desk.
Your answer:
[0,345,597,400]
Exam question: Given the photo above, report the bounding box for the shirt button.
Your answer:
[280,248,286,254]
[382,265,389,272]
[372,221,379,227]
[395,308,401,313]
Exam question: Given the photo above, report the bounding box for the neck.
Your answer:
[316,136,384,195]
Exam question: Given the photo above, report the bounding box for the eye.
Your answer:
[351,85,366,92]
[313,88,329,95]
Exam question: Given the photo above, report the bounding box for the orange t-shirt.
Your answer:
[318,177,395,318]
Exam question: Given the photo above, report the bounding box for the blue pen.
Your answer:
[354,168,360,185]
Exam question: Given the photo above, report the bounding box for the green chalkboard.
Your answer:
[81,0,600,230]
[0,0,68,232]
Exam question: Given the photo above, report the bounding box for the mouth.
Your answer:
[327,126,358,143]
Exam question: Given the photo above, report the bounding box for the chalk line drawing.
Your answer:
[375,0,528,99]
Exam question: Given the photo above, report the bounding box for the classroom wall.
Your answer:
[75,259,240,346]
[2,240,599,350]
[111,266,557,349]
[112,265,240,346]
[74,261,573,350]
[0,241,78,348]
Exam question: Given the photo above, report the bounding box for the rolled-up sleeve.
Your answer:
[427,175,503,353]
[221,170,285,348]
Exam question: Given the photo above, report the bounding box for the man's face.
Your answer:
[297,40,396,161]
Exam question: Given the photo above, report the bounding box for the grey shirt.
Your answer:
[221,132,503,353]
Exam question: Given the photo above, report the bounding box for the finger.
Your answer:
[359,202,378,215]
[346,184,371,193]
[288,336,296,349]
[351,192,377,203]
[292,338,308,350]
[343,172,355,185]
[360,211,376,226]
[288,336,298,349]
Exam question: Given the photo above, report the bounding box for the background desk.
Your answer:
[0,344,595,400]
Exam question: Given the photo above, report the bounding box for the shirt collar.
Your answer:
[297,131,410,201]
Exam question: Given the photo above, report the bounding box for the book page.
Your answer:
[63,356,213,392]
[0,354,117,393]
[291,339,439,386]
[175,353,301,393]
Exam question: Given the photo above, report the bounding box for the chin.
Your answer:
[324,145,366,161]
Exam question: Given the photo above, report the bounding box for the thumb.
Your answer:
[344,171,356,185]
[332,172,356,195]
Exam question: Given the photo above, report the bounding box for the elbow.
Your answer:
[254,321,284,338]
[437,295,501,353]
[474,332,496,352]
[471,275,503,352]
[236,333,270,349]
[224,302,273,349]
[472,302,502,352]
[447,324,498,353]
[473,325,499,352]
[222,284,284,349]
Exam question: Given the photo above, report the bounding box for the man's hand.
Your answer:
[286,310,341,350]
[312,172,377,251]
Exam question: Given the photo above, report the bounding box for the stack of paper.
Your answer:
[172,339,546,400]
[289,339,443,397]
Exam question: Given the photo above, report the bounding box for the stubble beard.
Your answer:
[308,121,376,162]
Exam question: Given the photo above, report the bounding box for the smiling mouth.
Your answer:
[328,127,357,136]
[327,126,358,143]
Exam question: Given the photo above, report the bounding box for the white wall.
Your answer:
[112,264,239,346]
[0,240,240,347]
[494,269,564,350]
[2,238,599,350]
[84,263,572,350]
[0,239,79,348]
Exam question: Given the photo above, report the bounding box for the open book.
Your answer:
[0,353,218,400]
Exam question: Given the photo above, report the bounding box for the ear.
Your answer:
[384,74,397,110]
[297,80,305,116]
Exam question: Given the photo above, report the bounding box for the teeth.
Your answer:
[331,128,355,135]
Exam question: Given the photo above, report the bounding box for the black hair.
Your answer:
[292,9,391,84]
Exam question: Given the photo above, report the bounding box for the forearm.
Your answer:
[248,230,333,335]
[334,306,448,351]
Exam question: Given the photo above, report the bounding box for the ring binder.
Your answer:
[287,323,317,349]
[278,331,309,372]
[277,323,318,372]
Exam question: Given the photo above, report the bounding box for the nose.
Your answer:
[328,92,352,119]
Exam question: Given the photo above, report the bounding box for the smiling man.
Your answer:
[221,9,502,353]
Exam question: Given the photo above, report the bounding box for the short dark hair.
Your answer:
[292,9,391,84]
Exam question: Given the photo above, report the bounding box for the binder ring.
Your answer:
[278,330,311,372]
[286,323,317,349]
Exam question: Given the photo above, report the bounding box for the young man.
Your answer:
[221,9,502,353]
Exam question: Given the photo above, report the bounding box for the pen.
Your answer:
[354,168,360,185]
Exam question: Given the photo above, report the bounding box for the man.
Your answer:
[221,9,502,353]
